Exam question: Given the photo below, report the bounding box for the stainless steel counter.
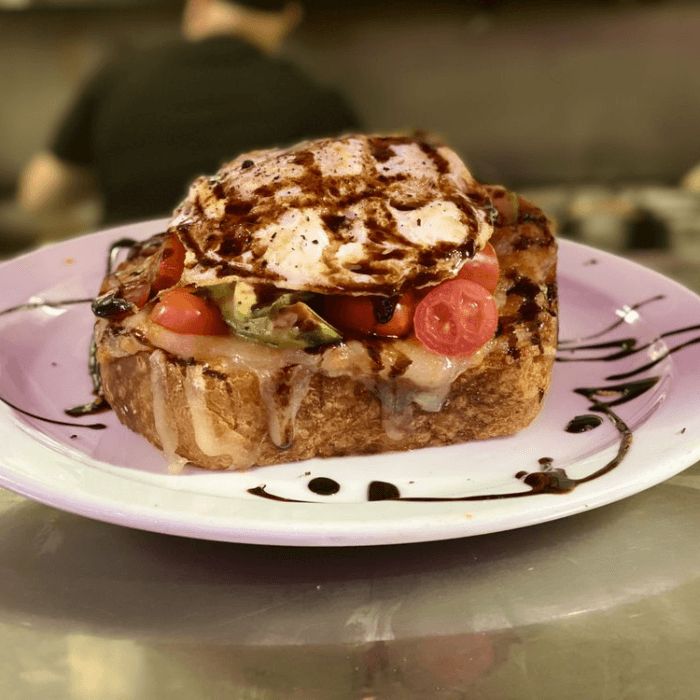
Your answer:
[1,459,700,698]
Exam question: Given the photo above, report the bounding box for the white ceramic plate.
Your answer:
[1,220,700,546]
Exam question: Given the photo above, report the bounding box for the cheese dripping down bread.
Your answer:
[92,134,557,471]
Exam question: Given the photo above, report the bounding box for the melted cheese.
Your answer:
[149,350,189,474]
[182,363,255,467]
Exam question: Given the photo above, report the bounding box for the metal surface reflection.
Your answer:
[1,463,699,647]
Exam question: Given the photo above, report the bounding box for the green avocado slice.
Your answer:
[207,282,342,349]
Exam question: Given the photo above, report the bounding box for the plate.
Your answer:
[1,220,700,546]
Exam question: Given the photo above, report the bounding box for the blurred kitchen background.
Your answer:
[2,0,700,288]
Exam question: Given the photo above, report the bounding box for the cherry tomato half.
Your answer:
[120,281,151,309]
[413,279,498,356]
[456,243,499,293]
[151,233,186,292]
[151,288,228,335]
[322,291,416,338]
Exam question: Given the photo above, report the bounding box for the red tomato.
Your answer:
[121,281,151,309]
[376,291,416,336]
[323,291,416,337]
[151,289,228,335]
[456,243,499,293]
[323,296,375,335]
[151,234,186,292]
[413,279,498,356]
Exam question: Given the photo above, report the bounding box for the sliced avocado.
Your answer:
[207,282,341,349]
[206,282,238,318]
[232,280,258,319]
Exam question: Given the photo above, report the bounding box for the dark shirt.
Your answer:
[51,36,361,225]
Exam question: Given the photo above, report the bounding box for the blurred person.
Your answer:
[17,0,360,229]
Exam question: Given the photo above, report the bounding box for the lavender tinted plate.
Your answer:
[1,220,700,546]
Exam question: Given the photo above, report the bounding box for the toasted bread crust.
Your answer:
[95,191,557,470]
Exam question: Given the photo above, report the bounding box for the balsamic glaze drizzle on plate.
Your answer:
[566,415,604,433]
[0,239,144,425]
[0,298,93,317]
[0,298,108,429]
[107,238,139,274]
[0,394,106,430]
[557,319,700,382]
[558,295,665,342]
[308,477,341,496]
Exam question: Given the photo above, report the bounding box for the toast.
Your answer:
[94,187,557,471]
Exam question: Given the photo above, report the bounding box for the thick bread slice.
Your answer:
[95,194,557,470]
